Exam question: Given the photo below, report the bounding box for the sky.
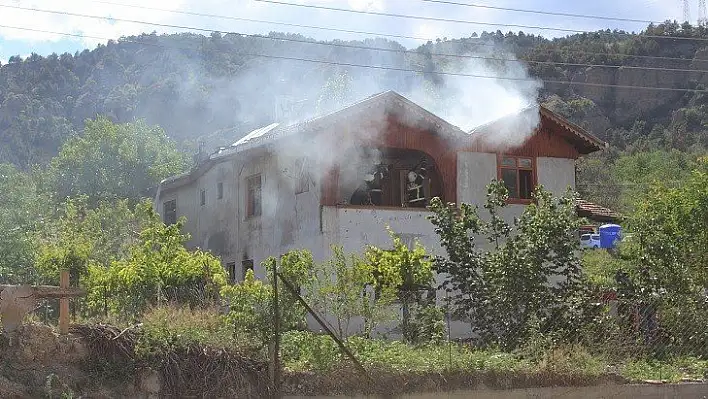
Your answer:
[0,0,683,63]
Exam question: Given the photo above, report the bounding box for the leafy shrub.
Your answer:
[83,206,227,319]
[405,304,446,345]
[137,306,237,358]
[429,181,595,350]
[220,253,312,351]
[220,269,276,351]
[280,330,525,373]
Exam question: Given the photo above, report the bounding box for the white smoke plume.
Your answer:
[192,37,543,201]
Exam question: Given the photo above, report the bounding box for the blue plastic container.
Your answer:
[599,224,622,249]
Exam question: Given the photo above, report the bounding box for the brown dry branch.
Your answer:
[70,323,271,398]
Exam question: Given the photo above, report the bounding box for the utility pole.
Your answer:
[684,0,691,23]
[699,0,707,24]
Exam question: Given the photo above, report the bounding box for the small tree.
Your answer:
[429,180,592,350]
[366,228,436,343]
[308,245,381,338]
[85,206,227,319]
[220,251,312,350]
[220,269,274,351]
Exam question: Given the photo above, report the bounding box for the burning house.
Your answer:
[155,91,606,337]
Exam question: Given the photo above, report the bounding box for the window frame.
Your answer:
[497,154,537,204]
[163,199,177,225]
[200,189,206,206]
[226,261,236,284]
[241,259,254,281]
[217,182,224,200]
[245,174,262,218]
[294,158,309,194]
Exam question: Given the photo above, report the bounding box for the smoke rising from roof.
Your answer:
[189,37,543,204]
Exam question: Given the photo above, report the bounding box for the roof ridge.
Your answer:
[467,103,538,134]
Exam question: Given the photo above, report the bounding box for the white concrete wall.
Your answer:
[156,182,198,248]
[537,157,576,198]
[457,152,496,206]
[157,150,580,340]
[156,152,326,282]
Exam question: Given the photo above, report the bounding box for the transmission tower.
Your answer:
[699,0,707,25]
[684,0,691,23]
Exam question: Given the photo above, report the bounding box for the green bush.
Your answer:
[406,304,446,345]
[220,269,276,352]
[86,214,227,319]
[136,306,238,358]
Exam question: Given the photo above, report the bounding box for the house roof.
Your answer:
[157,91,606,193]
[159,91,467,192]
[230,90,467,152]
[468,104,607,155]
[576,199,623,222]
[539,106,607,154]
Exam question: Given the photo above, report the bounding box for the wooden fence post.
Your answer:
[59,270,69,334]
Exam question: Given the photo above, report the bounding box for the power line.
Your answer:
[419,0,659,25]
[89,1,708,65]
[254,0,708,42]
[92,0,433,42]
[87,0,708,64]
[2,3,708,75]
[3,1,703,66]
[2,24,708,93]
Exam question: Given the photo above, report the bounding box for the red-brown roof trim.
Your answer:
[539,105,608,154]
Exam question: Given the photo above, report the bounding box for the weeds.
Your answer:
[72,305,708,396]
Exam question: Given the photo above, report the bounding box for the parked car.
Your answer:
[580,233,601,249]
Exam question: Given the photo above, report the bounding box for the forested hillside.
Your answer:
[1,21,707,209]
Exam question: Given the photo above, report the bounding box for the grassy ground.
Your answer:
[135,306,708,385]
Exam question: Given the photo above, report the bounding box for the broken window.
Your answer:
[294,158,309,194]
[217,182,224,199]
[242,259,254,280]
[226,262,236,284]
[246,174,262,217]
[499,155,535,200]
[163,199,177,225]
[200,189,206,206]
[404,160,429,208]
[347,148,441,208]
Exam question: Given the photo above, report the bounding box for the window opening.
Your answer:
[163,199,177,225]
[242,259,254,280]
[226,262,236,284]
[499,156,535,200]
[246,175,262,217]
[347,149,440,208]
[295,158,309,194]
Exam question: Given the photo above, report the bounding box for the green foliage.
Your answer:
[307,245,384,338]
[220,269,275,351]
[47,117,188,205]
[404,303,446,345]
[576,149,704,213]
[280,330,525,373]
[581,250,632,289]
[366,228,435,342]
[35,197,150,285]
[0,164,45,283]
[429,180,595,350]
[630,157,708,294]
[82,204,227,318]
[220,251,312,350]
[136,306,238,358]
[621,357,708,383]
